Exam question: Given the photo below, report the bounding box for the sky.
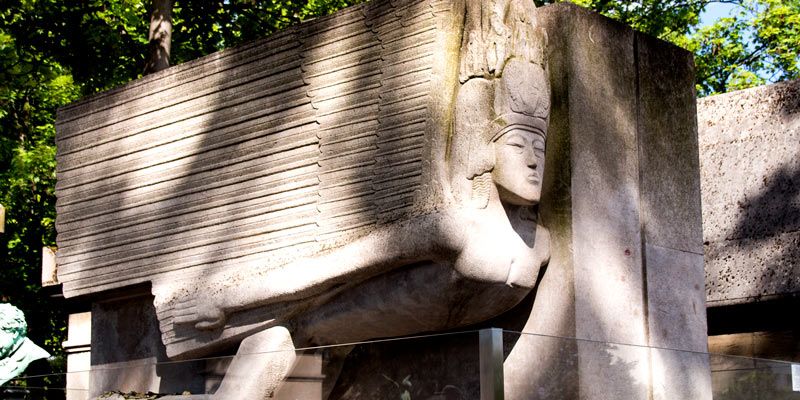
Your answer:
[699,2,738,28]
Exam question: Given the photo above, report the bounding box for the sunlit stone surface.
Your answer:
[699,79,800,307]
[55,0,710,398]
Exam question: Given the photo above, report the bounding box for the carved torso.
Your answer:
[454,209,550,289]
[297,208,550,345]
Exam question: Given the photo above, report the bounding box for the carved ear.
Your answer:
[451,78,496,205]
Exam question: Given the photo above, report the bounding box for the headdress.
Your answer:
[449,0,551,208]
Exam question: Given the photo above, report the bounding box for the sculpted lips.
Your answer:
[526,173,539,183]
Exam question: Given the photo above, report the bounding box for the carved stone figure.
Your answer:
[53,0,714,397]
[154,1,551,398]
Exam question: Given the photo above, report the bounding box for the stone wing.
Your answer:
[54,0,457,357]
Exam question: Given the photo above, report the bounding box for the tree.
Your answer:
[0,2,79,395]
[681,0,800,95]
[552,0,800,96]
[143,0,175,74]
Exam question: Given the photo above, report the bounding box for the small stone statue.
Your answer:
[0,304,50,387]
[159,0,551,398]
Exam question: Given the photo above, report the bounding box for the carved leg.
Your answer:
[212,325,297,399]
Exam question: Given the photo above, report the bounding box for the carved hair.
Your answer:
[0,304,27,358]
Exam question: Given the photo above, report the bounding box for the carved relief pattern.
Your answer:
[54,0,442,299]
[304,5,381,240]
[55,30,321,295]
[372,0,437,223]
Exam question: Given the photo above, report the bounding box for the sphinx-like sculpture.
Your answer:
[155,1,552,398]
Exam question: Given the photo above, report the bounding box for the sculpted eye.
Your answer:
[505,141,525,153]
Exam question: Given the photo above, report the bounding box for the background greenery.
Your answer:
[0,0,797,391]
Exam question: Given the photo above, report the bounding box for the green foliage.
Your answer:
[677,0,800,95]
[1,0,150,95]
[0,2,77,363]
[560,0,705,40]
[168,0,367,66]
[540,0,800,96]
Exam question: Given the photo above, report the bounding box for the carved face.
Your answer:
[492,127,545,206]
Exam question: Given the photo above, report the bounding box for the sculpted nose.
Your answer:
[526,148,537,168]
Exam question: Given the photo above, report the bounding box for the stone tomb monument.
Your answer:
[55,0,710,398]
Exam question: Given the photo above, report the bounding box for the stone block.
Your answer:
[698,78,800,306]
[544,5,649,398]
[645,245,710,400]
[90,291,205,397]
[41,246,59,286]
[645,245,707,352]
[66,351,90,400]
[651,349,711,400]
[576,340,650,400]
[64,312,92,400]
[636,31,703,254]
[705,231,800,305]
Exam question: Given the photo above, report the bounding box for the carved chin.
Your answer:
[496,184,540,206]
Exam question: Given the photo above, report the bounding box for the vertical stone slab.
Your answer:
[635,32,711,400]
[645,246,710,400]
[507,4,710,400]
[557,4,650,399]
[63,312,91,400]
[634,32,703,255]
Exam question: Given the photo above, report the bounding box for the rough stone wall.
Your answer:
[698,79,800,307]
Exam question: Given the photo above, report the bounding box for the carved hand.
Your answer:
[172,293,227,330]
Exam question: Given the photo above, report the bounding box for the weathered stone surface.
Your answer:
[545,4,648,399]
[56,0,709,398]
[645,245,711,400]
[55,0,452,299]
[634,28,711,400]
[636,32,703,254]
[332,4,709,399]
[41,246,59,287]
[89,291,205,397]
[64,0,555,398]
[651,350,711,400]
[698,78,800,306]
[645,245,707,352]
[533,4,707,399]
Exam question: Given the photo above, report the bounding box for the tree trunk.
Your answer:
[143,0,175,75]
